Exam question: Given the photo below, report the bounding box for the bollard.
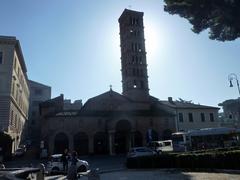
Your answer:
[36,163,45,180]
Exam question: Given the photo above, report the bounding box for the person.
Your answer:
[61,149,69,173]
[67,151,78,180]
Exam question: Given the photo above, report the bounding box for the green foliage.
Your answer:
[126,149,240,169]
[164,0,240,41]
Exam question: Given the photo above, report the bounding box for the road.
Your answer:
[4,155,240,180]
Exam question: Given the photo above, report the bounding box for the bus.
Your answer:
[172,127,240,152]
[171,132,189,152]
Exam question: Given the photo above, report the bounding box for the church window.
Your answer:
[134,43,138,52]
[133,69,136,76]
[140,81,144,89]
[136,19,139,25]
[136,69,139,76]
[133,80,137,88]
[131,43,134,51]
[139,57,143,64]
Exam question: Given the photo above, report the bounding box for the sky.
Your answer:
[1,0,240,109]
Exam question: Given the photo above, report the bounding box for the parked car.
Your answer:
[127,147,156,158]
[14,148,25,157]
[18,144,27,152]
[46,154,89,174]
[148,140,173,154]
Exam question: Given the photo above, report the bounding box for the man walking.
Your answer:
[61,149,69,173]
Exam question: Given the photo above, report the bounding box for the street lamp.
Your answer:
[228,73,240,96]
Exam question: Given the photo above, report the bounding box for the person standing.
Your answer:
[61,149,69,173]
[67,151,78,180]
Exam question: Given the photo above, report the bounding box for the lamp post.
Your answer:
[228,73,240,96]
[228,73,240,128]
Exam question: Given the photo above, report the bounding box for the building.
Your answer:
[218,98,240,128]
[64,99,82,111]
[40,9,176,155]
[28,80,51,145]
[40,9,220,156]
[0,36,30,159]
[161,97,220,132]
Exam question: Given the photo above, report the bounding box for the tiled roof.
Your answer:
[160,100,219,109]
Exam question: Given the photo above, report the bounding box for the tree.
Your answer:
[164,0,240,41]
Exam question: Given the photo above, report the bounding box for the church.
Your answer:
[39,9,219,156]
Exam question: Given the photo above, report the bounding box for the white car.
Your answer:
[46,154,89,174]
[127,147,157,158]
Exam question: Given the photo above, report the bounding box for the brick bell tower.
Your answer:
[118,9,150,101]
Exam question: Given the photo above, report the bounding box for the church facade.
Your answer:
[40,9,219,156]
[40,9,176,155]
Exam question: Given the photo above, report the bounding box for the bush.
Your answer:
[126,149,240,170]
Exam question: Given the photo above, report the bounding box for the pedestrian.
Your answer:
[67,151,78,180]
[61,149,69,173]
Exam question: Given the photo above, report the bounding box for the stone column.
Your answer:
[88,134,94,154]
[108,131,115,155]
[131,131,135,148]
[49,136,54,155]
[69,137,74,152]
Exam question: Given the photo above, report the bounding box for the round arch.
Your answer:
[115,120,132,154]
[93,132,108,154]
[74,132,89,155]
[54,132,69,154]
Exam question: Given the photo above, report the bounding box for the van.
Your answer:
[148,140,173,153]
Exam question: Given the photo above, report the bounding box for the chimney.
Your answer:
[168,97,173,103]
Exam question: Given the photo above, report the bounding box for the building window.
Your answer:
[140,81,145,89]
[229,114,233,119]
[11,110,14,125]
[210,113,214,122]
[188,113,193,122]
[34,89,43,95]
[179,113,183,122]
[201,113,205,122]
[0,52,3,64]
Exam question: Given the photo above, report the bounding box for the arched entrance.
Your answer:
[74,132,89,155]
[115,120,131,154]
[94,132,108,154]
[54,132,69,154]
[134,131,143,147]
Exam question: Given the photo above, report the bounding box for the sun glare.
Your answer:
[145,22,159,59]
